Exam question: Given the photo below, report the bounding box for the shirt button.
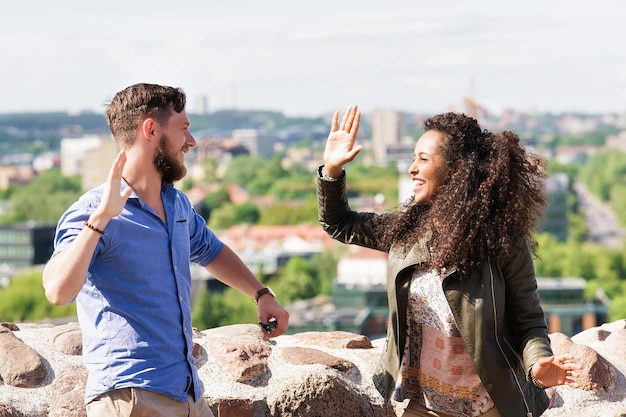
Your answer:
[179,296,183,301]
[173,265,178,271]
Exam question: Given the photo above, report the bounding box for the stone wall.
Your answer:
[1,320,626,417]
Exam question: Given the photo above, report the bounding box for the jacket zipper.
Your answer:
[488,260,534,417]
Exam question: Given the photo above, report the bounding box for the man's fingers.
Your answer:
[121,186,133,202]
[108,151,126,182]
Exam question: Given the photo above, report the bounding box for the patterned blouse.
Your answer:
[395,269,496,417]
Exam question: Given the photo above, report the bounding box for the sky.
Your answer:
[1,0,625,117]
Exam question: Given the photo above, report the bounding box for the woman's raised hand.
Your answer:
[323,105,363,177]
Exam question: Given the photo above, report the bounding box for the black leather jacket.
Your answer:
[317,170,552,417]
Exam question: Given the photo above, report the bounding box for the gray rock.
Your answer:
[267,370,395,417]
[203,324,272,383]
[282,346,356,372]
[48,322,82,356]
[0,326,46,388]
[2,321,626,416]
[550,332,616,391]
[48,370,88,417]
[291,331,374,349]
[0,402,25,417]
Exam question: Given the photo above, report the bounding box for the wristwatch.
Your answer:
[254,287,276,304]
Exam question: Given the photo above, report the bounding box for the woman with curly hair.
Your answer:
[316,106,582,417]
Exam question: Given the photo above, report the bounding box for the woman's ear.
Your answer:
[450,160,463,176]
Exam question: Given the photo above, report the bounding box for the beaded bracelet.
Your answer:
[84,221,105,235]
[319,166,342,182]
[530,371,548,389]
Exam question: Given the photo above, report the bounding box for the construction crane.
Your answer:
[463,96,481,121]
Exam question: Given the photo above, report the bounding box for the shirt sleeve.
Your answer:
[52,191,105,261]
[188,208,223,266]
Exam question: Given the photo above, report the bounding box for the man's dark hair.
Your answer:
[105,83,186,148]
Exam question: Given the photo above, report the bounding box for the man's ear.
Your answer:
[140,118,157,141]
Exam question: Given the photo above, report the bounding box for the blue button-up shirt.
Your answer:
[53,180,223,404]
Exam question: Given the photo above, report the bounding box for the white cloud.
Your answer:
[1,0,625,115]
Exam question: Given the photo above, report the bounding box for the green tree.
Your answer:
[0,268,76,322]
[207,202,261,230]
[196,187,231,221]
[610,184,626,226]
[266,172,315,199]
[222,155,267,188]
[580,150,626,203]
[310,248,345,296]
[343,161,399,201]
[233,202,261,224]
[258,200,319,225]
[269,257,318,304]
[534,232,626,321]
[192,286,257,330]
[207,204,238,230]
[247,156,289,196]
[1,168,82,224]
[547,161,580,183]
[268,249,344,304]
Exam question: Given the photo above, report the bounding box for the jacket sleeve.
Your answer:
[316,167,388,252]
[499,239,553,374]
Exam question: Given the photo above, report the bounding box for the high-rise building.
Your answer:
[194,95,210,115]
[232,129,276,158]
[371,109,407,165]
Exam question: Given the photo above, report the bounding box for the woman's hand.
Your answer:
[323,105,363,177]
[531,354,583,388]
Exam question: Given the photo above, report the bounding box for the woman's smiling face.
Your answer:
[408,129,450,204]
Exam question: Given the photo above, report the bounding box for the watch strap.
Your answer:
[255,287,275,304]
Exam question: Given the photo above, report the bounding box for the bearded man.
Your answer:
[43,83,289,417]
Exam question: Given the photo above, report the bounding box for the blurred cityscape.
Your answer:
[1,97,625,336]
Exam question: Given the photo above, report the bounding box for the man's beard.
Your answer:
[154,134,187,183]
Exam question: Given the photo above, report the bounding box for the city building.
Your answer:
[60,135,118,190]
[194,95,210,115]
[0,164,35,190]
[286,247,608,338]
[605,131,626,152]
[371,109,407,165]
[540,173,569,240]
[0,223,55,267]
[82,140,119,190]
[191,224,338,290]
[232,129,276,158]
[60,136,104,176]
[537,277,609,336]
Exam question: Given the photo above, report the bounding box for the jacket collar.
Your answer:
[395,235,458,281]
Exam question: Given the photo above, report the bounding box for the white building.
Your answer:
[336,246,388,288]
[60,136,119,190]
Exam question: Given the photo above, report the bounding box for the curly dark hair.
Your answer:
[105,83,186,149]
[377,112,547,278]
